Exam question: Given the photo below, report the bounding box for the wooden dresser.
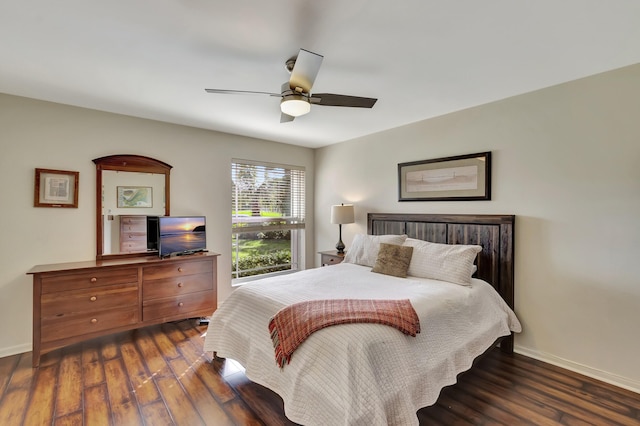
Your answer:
[119,215,148,253]
[27,252,219,367]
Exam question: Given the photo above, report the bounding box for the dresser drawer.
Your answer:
[121,216,146,230]
[41,267,139,294]
[41,307,139,343]
[120,236,147,253]
[41,283,138,320]
[143,259,212,281]
[142,273,213,300]
[142,290,215,322]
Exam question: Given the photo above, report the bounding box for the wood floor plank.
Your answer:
[0,353,33,425]
[120,339,161,406]
[23,363,58,425]
[7,352,35,390]
[481,358,638,425]
[152,324,182,360]
[39,349,60,367]
[0,389,29,425]
[224,370,297,426]
[134,328,174,379]
[582,381,640,414]
[417,400,471,426]
[426,392,488,425]
[220,398,265,426]
[82,342,105,387]
[100,334,120,361]
[54,411,83,426]
[169,355,235,426]
[167,324,237,404]
[465,371,562,425]
[84,384,111,426]
[156,375,205,426]
[451,385,535,425]
[139,400,175,426]
[1,320,638,426]
[103,357,143,425]
[0,354,19,401]
[55,351,83,418]
[484,356,632,416]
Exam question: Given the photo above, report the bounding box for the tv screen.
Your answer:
[158,216,206,258]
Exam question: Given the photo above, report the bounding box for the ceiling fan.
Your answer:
[205,49,377,122]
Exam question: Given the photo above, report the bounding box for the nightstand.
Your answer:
[319,250,345,266]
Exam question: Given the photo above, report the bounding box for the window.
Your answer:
[232,160,305,281]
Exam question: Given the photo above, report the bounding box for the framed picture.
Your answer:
[398,152,491,201]
[117,186,153,208]
[34,168,79,208]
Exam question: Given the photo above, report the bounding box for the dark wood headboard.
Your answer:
[368,213,515,351]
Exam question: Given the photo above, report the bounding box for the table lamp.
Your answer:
[330,203,355,254]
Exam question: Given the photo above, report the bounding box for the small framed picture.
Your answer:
[117,186,153,208]
[34,168,79,208]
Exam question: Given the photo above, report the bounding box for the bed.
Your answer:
[204,213,521,425]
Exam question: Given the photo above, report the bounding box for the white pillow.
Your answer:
[403,238,482,286]
[344,234,408,267]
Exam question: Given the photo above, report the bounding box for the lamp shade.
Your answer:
[330,204,355,224]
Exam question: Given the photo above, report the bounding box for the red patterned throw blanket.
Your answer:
[268,299,421,368]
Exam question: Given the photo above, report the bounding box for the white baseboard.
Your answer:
[0,343,31,359]
[515,345,640,395]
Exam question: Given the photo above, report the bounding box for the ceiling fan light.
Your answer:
[280,95,311,117]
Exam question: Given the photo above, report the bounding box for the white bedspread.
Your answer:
[203,263,521,426]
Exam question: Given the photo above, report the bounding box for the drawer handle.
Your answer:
[90,277,97,283]
[178,302,184,307]
[90,318,98,324]
[129,235,133,238]
[178,267,183,272]
[90,296,97,302]
[177,282,183,288]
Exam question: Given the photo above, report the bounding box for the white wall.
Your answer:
[314,64,640,392]
[0,93,314,357]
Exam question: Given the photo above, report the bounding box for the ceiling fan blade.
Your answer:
[205,88,280,97]
[310,93,377,108]
[289,49,323,93]
[280,112,295,123]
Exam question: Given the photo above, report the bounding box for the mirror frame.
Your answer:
[93,155,172,260]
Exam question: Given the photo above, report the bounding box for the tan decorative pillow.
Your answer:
[371,243,414,278]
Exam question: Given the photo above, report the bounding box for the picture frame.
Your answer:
[117,186,153,208]
[398,152,491,201]
[34,168,79,208]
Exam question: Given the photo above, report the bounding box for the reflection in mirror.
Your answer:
[101,171,166,255]
[94,155,172,260]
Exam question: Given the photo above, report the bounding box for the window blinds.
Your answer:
[232,160,305,233]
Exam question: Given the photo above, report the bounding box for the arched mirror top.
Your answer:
[93,155,172,260]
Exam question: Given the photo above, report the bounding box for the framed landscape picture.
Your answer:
[398,152,491,201]
[34,168,79,208]
[117,186,153,208]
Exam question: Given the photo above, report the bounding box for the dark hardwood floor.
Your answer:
[0,320,638,425]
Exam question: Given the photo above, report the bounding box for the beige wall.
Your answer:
[314,64,640,392]
[2,63,639,394]
[0,93,315,357]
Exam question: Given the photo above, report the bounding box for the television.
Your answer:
[158,216,207,258]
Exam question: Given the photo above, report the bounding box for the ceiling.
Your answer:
[1,1,639,149]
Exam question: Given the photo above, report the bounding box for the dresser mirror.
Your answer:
[93,155,172,260]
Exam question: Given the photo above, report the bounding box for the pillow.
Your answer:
[371,243,414,278]
[343,234,408,267]
[402,238,482,286]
